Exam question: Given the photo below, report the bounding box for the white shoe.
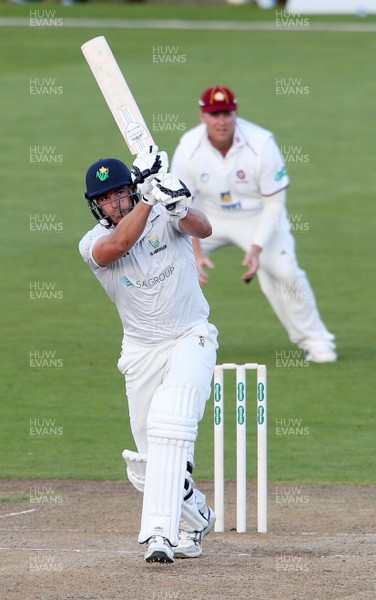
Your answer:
[174,508,216,559]
[144,535,174,564]
[303,342,337,363]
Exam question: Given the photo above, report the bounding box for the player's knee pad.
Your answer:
[122,449,146,492]
[147,381,201,443]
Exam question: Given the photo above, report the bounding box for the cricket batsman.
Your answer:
[79,146,217,563]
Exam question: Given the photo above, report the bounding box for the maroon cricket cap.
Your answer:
[199,86,238,113]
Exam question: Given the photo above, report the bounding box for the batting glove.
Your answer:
[151,173,191,209]
[131,145,169,185]
[139,179,158,206]
[165,199,190,220]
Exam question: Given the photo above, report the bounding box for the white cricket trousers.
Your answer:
[117,322,218,454]
[201,209,334,348]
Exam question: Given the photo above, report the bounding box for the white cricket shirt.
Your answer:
[79,205,210,343]
[171,118,290,248]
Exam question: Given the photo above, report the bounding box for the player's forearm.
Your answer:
[192,236,204,258]
[253,190,286,249]
[178,208,212,239]
[251,244,262,255]
[93,202,152,266]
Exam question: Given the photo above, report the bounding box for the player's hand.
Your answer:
[131,145,169,185]
[241,245,261,283]
[141,172,191,208]
[164,199,190,220]
[151,173,191,209]
[196,255,215,286]
[140,177,158,205]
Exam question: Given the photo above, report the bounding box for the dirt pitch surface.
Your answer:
[1,480,375,600]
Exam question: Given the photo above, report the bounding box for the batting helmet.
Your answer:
[84,158,139,227]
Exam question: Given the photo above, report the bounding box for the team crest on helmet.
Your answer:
[96,166,109,181]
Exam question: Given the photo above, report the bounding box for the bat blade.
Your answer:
[81,36,154,155]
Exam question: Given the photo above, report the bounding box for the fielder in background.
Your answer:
[79,146,218,563]
[171,86,337,363]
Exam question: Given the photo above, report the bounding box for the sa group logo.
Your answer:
[120,276,133,288]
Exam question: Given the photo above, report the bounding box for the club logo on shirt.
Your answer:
[236,170,246,180]
[148,234,167,256]
[275,166,288,181]
[200,173,209,183]
[148,234,160,249]
[220,191,241,210]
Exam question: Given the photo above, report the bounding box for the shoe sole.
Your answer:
[305,353,337,363]
[145,551,174,564]
[174,550,201,559]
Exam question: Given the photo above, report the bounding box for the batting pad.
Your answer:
[122,449,209,532]
[138,382,200,546]
[181,477,209,532]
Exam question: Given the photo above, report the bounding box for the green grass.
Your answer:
[0,494,30,504]
[0,5,375,483]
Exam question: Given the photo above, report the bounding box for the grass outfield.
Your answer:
[1,4,375,484]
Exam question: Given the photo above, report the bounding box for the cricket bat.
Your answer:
[81,36,154,156]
